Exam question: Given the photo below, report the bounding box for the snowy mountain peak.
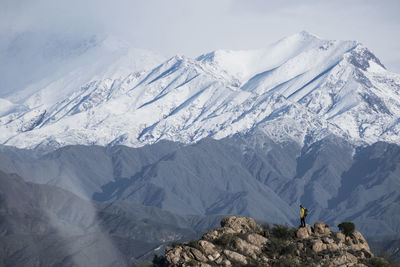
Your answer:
[1,33,400,150]
[197,32,358,85]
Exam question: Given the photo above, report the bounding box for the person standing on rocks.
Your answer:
[300,204,307,227]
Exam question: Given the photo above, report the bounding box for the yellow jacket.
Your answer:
[300,207,305,218]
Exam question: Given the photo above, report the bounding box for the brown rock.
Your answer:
[352,231,372,255]
[305,224,313,235]
[202,227,236,241]
[312,239,327,253]
[296,227,310,239]
[199,240,217,255]
[215,256,223,264]
[234,238,260,257]
[222,259,232,266]
[220,216,262,233]
[201,227,236,241]
[190,247,208,262]
[323,237,334,244]
[314,221,331,235]
[336,232,345,243]
[332,251,358,266]
[223,249,248,265]
[246,233,268,246]
[165,246,183,265]
[327,243,339,251]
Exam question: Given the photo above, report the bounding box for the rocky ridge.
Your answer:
[164,216,389,266]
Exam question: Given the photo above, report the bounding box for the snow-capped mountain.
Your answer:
[1,31,400,150]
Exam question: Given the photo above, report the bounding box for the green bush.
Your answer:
[261,223,271,237]
[271,224,296,240]
[362,257,392,267]
[212,232,247,249]
[338,222,355,237]
[152,255,168,267]
[264,237,297,258]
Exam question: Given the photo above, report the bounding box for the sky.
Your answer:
[1,0,400,93]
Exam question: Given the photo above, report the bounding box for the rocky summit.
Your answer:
[164,216,390,267]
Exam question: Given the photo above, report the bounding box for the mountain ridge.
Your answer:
[1,32,400,151]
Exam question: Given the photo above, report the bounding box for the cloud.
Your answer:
[1,0,399,71]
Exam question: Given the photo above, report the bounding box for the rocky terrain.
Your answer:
[164,216,392,266]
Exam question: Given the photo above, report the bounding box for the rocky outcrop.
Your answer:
[164,216,388,266]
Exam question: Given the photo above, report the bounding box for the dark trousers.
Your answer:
[300,217,305,227]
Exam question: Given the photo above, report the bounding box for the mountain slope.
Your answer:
[0,170,223,266]
[1,32,400,150]
[1,136,399,238]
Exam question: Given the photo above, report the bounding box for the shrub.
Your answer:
[362,257,392,267]
[152,255,168,267]
[261,223,271,237]
[186,259,198,266]
[264,237,297,258]
[212,232,247,249]
[273,256,301,267]
[375,252,400,267]
[187,240,202,251]
[271,224,296,240]
[338,222,355,237]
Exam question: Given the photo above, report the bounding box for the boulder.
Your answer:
[314,221,331,235]
[336,232,346,243]
[220,216,262,234]
[165,246,182,265]
[331,252,358,266]
[312,240,327,253]
[352,231,372,255]
[223,250,248,265]
[190,247,208,262]
[297,227,310,239]
[202,227,235,241]
[327,243,339,251]
[305,224,313,234]
[198,240,220,260]
[234,238,260,257]
[246,233,268,247]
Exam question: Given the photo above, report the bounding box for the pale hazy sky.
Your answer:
[1,0,400,72]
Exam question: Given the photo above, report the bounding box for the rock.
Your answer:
[190,247,208,262]
[202,227,236,241]
[220,216,262,233]
[215,256,223,264]
[222,259,232,266]
[323,237,334,244]
[314,221,331,235]
[246,233,268,246]
[332,252,358,266]
[352,231,372,255]
[234,238,260,257]
[223,249,248,265]
[199,240,218,255]
[305,224,313,235]
[164,216,379,267]
[336,232,346,243]
[297,227,310,239]
[165,246,183,265]
[327,243,339,251]
[312,240,327,253]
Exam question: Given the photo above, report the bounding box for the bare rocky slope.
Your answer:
[164,216,392,267]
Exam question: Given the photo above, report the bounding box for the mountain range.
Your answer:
[0,31,400,265]
[1,31,400,151]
